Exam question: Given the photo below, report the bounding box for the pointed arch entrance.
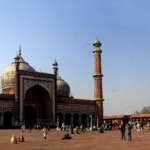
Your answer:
[65,113,71,126]
[24,106,37,127]
[73,114,79,128]
[4,111,13,128]
[81,114,87,128]
[24,85,52,126]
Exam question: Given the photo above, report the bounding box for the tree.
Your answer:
[141,106,150,114]
[135,106,150,114]
[134,110,140,114]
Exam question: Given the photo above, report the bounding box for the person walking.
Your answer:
[62,122,65,131]
[127,123,132,143]
[136,122,140,132]
[42,127,48,140]
[120,123,126,141]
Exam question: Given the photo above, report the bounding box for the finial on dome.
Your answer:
[52,59,58,75]
[53,59,58,66]
[19,44,22,56]
[93,39,102,47]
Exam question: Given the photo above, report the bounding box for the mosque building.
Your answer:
[0,39,104,128]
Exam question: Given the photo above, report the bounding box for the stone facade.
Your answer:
[19,70,55,126]
[0,94,15,127]
[0,39,104,128]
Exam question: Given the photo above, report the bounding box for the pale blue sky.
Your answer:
[0,0,150,115]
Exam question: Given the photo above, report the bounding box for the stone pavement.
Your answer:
[0,129,150,150]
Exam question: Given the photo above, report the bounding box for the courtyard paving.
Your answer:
[0,129,150,150]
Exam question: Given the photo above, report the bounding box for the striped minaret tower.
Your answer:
[93,39,104,127]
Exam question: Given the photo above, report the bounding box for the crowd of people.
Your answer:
[103,120,150,143]
[120,122,132,142]
[57,123,91,134]
[20,124,49,140]
[17,120,150,143]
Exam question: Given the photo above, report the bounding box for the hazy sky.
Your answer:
[0,0,150,115]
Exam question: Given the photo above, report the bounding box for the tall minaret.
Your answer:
[52,60,58,98]
[93,39,104,126]
[14,45,21,122]
[52,59,58,75]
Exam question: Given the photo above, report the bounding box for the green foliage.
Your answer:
[135,106,150,114]
[141,106,150,114]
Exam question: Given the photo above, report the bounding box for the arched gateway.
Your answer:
[4,111,13,128]
[24,106,37,127]
[0,40,104,129]
[24,85,52,126]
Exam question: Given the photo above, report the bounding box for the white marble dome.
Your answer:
[1,54,35,90]
[57,75,70,97]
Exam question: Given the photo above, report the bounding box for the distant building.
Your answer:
[104,114,150,123]
[0,40,104,128]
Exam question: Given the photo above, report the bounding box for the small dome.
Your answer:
[57,75,70,97]
[1,54,35,91]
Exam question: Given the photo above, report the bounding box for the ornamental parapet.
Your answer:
[93,74,103,78]
[19,70,56,79]
[93,47,102,53]
[56,97,96,106]
[0,94,15,100]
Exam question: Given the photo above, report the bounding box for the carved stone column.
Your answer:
[70,115,74,133]
[90,115,93,131]
[97,116,99,129]
[87,116,90,127]
[78,115,81,126]
[63,115,65,124]
[56,115,59,128]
